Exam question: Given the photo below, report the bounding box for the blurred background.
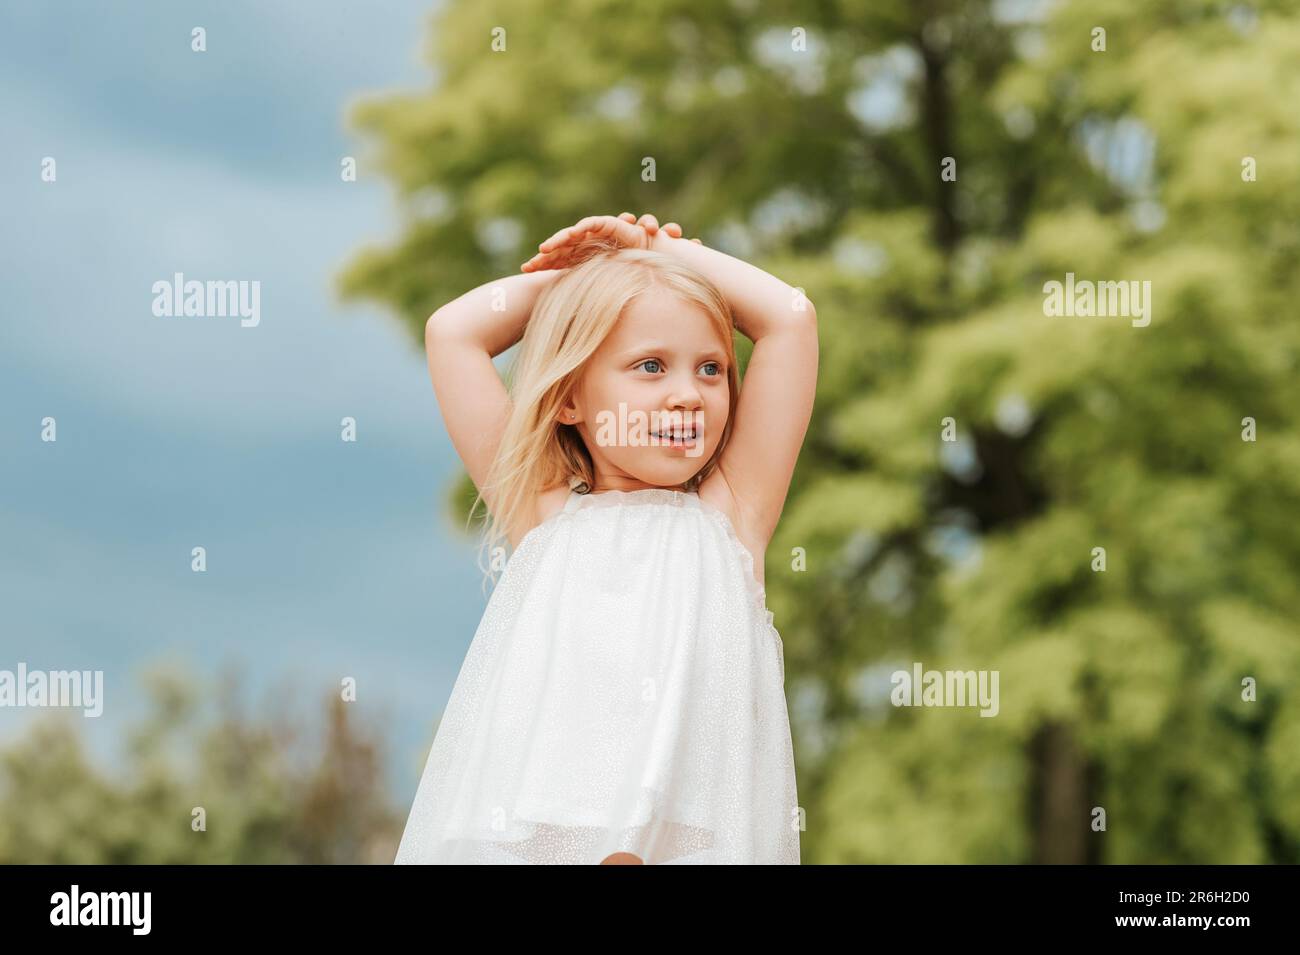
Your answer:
[2,0,1297,863]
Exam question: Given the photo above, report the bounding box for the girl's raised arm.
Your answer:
[424,270,561,511]
[649,226,818,546]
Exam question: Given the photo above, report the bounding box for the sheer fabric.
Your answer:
[394,487,798,864]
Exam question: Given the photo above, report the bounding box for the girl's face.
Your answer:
[563,286,731,491]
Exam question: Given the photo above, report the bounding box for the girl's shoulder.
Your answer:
[534,482,573,526]
[508,483,572,551]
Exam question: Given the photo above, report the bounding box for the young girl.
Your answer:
[394,212,818,864]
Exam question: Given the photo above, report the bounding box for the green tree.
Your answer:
[339,0,1300,862]
[0,663,402,863]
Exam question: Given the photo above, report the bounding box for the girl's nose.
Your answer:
[658,403,704,431]
[664,396,702,417]
[666,382,704,410]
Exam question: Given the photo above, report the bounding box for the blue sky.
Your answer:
[0,1,493,800]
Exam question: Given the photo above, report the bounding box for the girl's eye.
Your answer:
[635,359,723,376]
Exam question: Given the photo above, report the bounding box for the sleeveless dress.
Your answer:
[393,486,799,864]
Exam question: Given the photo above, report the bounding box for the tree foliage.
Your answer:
[337,0,1300,862]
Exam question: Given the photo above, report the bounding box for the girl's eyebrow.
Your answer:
[619,343,728,362]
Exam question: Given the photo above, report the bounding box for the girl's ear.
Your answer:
[556,385,584,425]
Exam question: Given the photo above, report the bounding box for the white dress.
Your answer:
[394,486,799,864]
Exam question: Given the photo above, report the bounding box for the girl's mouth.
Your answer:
[650,428,698,446]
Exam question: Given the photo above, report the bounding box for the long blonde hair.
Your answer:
[470,236,740,589]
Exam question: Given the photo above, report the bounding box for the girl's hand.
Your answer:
[520,212,700,272]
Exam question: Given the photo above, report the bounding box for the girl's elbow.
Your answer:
[789,288,816,324]
[793,296,817,327]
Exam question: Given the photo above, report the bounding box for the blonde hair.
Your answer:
[470,236,740,590]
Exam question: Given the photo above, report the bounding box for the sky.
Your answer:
[0,0,493,801]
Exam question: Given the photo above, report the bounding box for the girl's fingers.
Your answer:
[539,215,607,251]
[618,219,650,243]
[651,218,701,243]
[535,212,663,259]
[538,226,575,252]
[522,246,570,271]
[573,216,623,244]
[559,218,603,243]
[593,217,646,247]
